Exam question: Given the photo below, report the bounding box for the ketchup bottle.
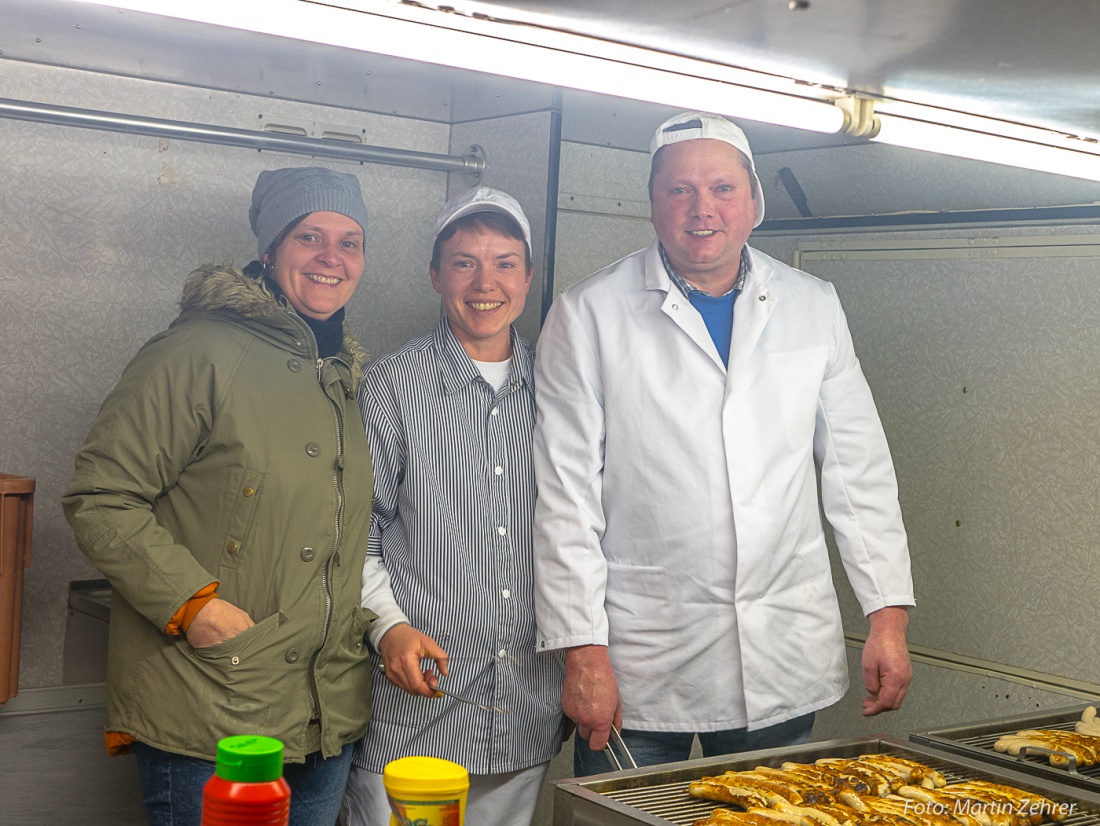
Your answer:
[201,735,291,826]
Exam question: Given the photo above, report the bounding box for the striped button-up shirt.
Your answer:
[352,318,564,775]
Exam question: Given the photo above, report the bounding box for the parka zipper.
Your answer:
[306,369,344,721]
[288,312,346,725]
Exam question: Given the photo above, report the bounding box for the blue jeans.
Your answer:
[573,712,816,776]
[133,741,355,826]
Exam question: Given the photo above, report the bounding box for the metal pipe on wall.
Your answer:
[0,97,486,181]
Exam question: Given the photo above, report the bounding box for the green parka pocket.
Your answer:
[188,610,288,716]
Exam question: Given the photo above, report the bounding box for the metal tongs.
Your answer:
[380,662,508,714]
[432,684,509,715]
[603,725,638,771]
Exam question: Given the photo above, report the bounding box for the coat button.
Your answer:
[306,442,321,457]
[226,542,239,554]
[288,359,302,372]
[285,649,299,664]
[301,547,315,562]
[759,294,767,301]
[243,486,255,497]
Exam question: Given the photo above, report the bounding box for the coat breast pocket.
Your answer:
[219,468,267,571]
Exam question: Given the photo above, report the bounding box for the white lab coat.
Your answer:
[532,242,913,731]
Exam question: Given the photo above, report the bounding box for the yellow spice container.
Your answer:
[383,756,469,826]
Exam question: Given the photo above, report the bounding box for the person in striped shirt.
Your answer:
[342,188,564,826]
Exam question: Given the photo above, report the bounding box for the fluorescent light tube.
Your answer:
[873,114,1100,182]
[69,0,846,133]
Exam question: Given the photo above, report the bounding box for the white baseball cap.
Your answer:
[433,186,532,249]
[651,111,765,227]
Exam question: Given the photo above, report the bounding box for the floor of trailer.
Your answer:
[0,685,571,825]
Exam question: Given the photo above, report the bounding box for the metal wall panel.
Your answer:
[449,109,560,342]
[797,231,1100,689]
[813,647,1085,742]
[553,141,654,295]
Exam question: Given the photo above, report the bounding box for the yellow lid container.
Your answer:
[383,756,469,826]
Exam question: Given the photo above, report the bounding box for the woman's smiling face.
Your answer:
[266,211,365,320]
[430,224,532,362]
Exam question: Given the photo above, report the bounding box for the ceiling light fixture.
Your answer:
[69,0,845,133]
[835,96,1100,182]
[69,0,1100,182]
[874,116,1100,182]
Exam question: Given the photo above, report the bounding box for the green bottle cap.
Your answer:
[214,735,285,783]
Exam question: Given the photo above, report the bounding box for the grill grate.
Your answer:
[593,749,1099,825]
[956,722,1100,777]
[913,706,1100,788]
[604,779,724,824]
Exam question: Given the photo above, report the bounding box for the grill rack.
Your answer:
[553,735,1100,826]
[912,705,1100,792]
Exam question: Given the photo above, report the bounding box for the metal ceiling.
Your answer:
[450,0,1100,142]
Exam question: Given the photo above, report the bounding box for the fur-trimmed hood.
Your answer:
[177,263,369,383]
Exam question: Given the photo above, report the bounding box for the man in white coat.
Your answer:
[532,111,915,775]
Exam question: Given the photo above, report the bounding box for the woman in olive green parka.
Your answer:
[63,167,376,826]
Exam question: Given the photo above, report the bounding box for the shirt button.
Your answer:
[497,526,507,536]
[502,589,511,599]
[494,466,503,476]
[497,648,507,659]
[490,408,499,416]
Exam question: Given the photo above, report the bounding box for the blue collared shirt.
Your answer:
[661,245,751,365]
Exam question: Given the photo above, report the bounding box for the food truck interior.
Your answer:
[2,1,1099,823]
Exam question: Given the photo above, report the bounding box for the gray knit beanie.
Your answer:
[249,166,369,259]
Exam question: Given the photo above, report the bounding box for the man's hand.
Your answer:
[861,605,912,716]
[563,645,622,752]
[377,623,449,697]
[186,598,254,649]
